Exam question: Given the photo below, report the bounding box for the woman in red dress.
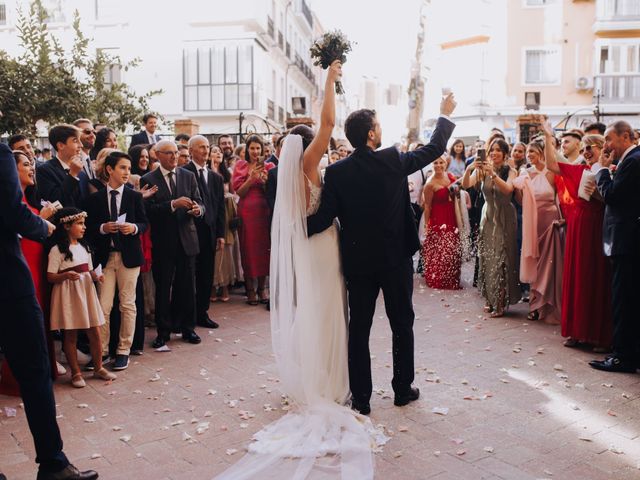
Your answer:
[421,157,462,290]
[0,151,59,397]
[231,135,275,305]
[542,126,612,350]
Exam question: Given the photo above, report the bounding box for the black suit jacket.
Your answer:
[130,131,159,148]
[0,143,48,301]
[85,187,148,268]
[266,166,278,214]
[596,145,640,257]
[265,154,279,166]
[36,157,84,207]
[307,116,455,277]
[140,167,203,257]
[181,162,225,240]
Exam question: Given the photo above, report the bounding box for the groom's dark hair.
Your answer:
[345,109,376,149]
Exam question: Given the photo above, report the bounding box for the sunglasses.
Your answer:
[82,129,96,135]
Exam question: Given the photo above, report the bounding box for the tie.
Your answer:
[168,171,177,199]
[110,190,121,250]
[85,157,95,179]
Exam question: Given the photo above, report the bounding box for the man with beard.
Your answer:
[72,119,97,179]
[217,134,235,166]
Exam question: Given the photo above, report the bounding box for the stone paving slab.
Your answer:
[2,265,640,479]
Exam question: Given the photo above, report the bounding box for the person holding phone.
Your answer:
[462,139,520,317]
[231,134,275,305]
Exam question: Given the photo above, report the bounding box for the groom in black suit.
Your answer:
[589,121,640,373]
[308,94,457,414]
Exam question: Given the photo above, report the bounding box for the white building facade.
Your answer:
[0,0,342,138]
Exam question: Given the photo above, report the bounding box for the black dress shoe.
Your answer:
[182,331,202,344]
[351,401,371,415]
[394,386,420,406]
[37,464,99,480]
[1,472,7,480]
[589,357,637,373]
[151,336,166,349]
[197,317,219,329]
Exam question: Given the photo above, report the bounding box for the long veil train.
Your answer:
[214,135,385,480]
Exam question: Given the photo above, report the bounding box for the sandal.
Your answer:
[94,368,117,381]
[563,338,579,348]
[258,288,269,305]
[490,309,504,318]
[483,304,493,313]
[246,290,259,306]
[71,373,86,388]
[527,310,539,321]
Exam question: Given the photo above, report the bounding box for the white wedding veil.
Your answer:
[214,134,381,480]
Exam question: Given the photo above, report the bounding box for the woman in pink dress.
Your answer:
[542,125,612,351]
[422,157,462,289]
[231,135,275,305]
[513,140,564,324]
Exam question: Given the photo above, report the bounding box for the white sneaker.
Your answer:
[56,362,67,376]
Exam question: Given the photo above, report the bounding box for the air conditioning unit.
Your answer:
[575,76,594,91]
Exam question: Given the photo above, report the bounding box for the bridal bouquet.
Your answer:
[309,30,352,94]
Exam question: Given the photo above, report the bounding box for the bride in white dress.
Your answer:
[215,61,384,480]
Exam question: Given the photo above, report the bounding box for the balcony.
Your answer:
[267,16,274,39]
[594,0,640,34]
[267,99,275,120]
[278,30,284,50]
[278,106,285,125]
[595,74,640,103]
[286,41,291,59]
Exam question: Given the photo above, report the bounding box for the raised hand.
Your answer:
[141,184,158,199]
[69,154,84,177]
[327,60,342,84]
[440,92,457,117]
[540,120,555,138]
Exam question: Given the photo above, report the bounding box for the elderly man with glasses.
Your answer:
[140,140,205,348]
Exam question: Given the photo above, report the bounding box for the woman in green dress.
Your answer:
[462,138,520,317]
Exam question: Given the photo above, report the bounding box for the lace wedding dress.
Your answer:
[214,135,385,480]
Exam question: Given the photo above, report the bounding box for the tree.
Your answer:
[0,0,161,136]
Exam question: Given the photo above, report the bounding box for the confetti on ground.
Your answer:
[90,453,102,459]
[392,451,403,458]
[84,416,96,423]
[154,345,171,352]
[4,407,17,417]
[226,449,238,456]
[432,407,449,416]
[553,364,563,371]
[119,435,131,443]
[484,446,494,453]
[77,403,89,409]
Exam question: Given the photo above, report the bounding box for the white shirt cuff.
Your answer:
[590,163,608,176]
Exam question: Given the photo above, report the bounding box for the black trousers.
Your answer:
[611,254,640,363]
[194,224,215,321]
[152,242,196,339]
[346,257,415,404]
[0,295,69,473]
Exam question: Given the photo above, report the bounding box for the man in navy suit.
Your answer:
[140,140,205,348]
[589,121,640,373]
[0,143,98,480]
[181,135,225,329]
[308,94,457,414]
[130,113,160,147]
[36,124,86,207]
[85,151,148,371]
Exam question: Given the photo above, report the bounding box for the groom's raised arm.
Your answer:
[400,116,455,176]
[307,167,339,237]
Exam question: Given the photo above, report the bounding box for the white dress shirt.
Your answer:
[193,161,208,185]
[100,184,138,235]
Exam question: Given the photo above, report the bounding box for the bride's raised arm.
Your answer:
[303,60,342,184]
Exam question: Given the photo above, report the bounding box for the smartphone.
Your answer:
[476,148,486,163]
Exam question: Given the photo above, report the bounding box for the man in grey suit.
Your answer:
[140,140,205,348]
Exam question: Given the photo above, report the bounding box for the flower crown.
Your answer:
[59,211,87,224]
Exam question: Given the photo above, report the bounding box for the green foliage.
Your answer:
[0,0,161,136]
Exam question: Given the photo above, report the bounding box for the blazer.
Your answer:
[0,143,48,301]
[85,187,148,268]
[181,162,225,240]
[266,166,278,214]
[307,116,455,277]
[130,131,160,148]
[36,157,84,207]
[596,145,640,257]
[140,167,203,257]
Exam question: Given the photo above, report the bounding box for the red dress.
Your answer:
[558,163,612,347]
[0,195,57,397]
[422,175,462,290]
[232,160,275,278]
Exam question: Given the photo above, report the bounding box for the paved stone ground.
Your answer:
[2,264,640,479]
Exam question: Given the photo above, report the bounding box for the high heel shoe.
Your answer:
[246,289,259,306]
[258,288,269,305]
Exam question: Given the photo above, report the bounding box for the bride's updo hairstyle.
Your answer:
[289,125,314,151]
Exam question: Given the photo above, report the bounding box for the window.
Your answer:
[43,0,65,23]
[95,0,121,22]
[98,49,121,86]
[599,43,640,74]
[524,47,560,84]
[0,3,7,25]
[183,44,253,111]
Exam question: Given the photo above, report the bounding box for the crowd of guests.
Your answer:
[413,119,640,373]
